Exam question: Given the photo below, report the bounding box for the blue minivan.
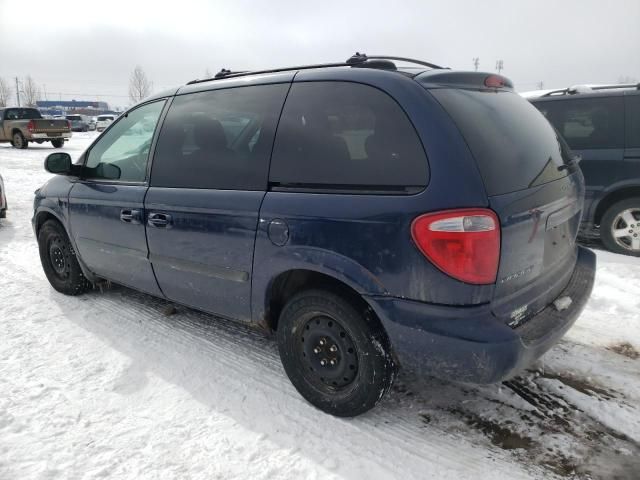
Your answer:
[33,55,596,416]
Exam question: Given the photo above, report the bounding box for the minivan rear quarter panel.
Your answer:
[252,69,494,324]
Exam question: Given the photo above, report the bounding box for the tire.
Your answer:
[38,220,92,295]
[51,139,64,148]
[277,289,397,417]
[11,131,28,149]
[600,198,640,256]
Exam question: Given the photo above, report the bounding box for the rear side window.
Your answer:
[151,84,288,190]
[269,82,428,192]
[4,108,42,120]
[626,95,640,148]
[534,96,624,150]
[431,89,573,196]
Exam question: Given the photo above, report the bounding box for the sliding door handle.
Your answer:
[148,212,173,228]
[120,209,141,224]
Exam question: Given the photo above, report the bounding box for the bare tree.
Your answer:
[22,75,41,107]
[128,65,152,104]
[0,77,11,107]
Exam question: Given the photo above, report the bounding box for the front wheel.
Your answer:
[51,139,64,148]
[601,198,640,256]
[11,132,28,149]
[277,289,396,417]
[38,220,92,295]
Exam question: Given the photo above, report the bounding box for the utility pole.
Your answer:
[536,81,544,90]
[472,57,480,71]
[495,60,504,74]
[15,77,20,107]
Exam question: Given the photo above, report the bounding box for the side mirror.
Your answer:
[44,152,72,175]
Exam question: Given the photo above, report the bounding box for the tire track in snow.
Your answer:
[1,254,538,480]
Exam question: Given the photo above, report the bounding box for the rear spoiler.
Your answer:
[414,71,514,91]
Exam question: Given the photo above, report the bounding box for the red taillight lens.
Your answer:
[67,120,72,130]
[411,209,500,284]
[27,120,35,132]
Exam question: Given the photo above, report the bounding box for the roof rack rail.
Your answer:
[185,52,445,85]
[346,52,445,70]
[542,83,640,96]
[590,83,640,91]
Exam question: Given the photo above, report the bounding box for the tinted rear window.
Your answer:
[4,108,42,120]
[66,115,82,121]
[534,96,624,150]
[151,84,288,190]
[431,89,573,196]
[269,82,428,192]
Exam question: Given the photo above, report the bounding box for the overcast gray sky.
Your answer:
[1,0,639,109]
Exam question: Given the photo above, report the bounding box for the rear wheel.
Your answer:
[277,289,396,417]
[38,220,92,295]
[601,198,640,256]
[51,139,64,148]
[11,132,27,149]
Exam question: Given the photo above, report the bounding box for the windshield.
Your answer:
[4,108,43,120]
[66,116,82,121]
[97,116,113,121]
[429,88,574,196]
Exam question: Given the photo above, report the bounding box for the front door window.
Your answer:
[85,101,165,182]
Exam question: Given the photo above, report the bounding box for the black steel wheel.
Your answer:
[38,219,92,295]
[277,289,396,417]
[299,314,359,390]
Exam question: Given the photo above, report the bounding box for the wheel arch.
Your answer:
[34,208,97,282]
[34,209,62,236]
[260,268,384,334]
[594,185,640,226]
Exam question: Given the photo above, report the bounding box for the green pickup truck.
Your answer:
[0,107,72,149]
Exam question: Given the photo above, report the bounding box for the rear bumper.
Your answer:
[366,246,596,384]
[28,132,71,140]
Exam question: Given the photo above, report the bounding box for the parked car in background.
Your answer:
[0,173,6,218]
[0,107,72,149]
[526,84,640,255]
[33,54,596,416]
[96,114,116,132]
[88,117,97,131]
[65,114,90,132]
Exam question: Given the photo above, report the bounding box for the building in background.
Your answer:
[36,100,119,117]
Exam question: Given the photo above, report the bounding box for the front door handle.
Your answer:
[120,209,141,224]
[148,212,172,228]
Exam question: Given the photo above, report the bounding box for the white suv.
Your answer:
[96,114,116,132]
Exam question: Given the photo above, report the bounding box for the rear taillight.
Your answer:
[411,209,500,285]
[67,120,72,130]
[484,75,507,88]
[27,120,35,133]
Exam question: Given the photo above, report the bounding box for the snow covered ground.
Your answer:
[1,134,639,480]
